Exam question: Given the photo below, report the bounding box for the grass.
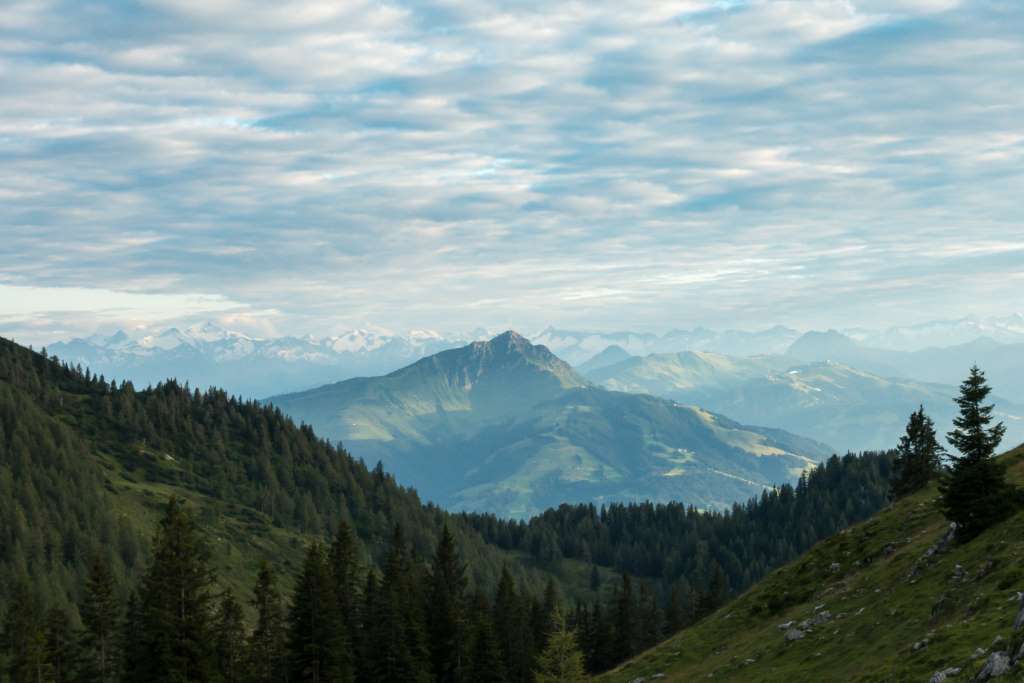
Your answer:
[596,445,1024,683]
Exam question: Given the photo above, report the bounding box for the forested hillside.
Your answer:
[1,336,898,681]
[0,336,551,620]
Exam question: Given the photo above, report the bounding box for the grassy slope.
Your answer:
[598,445,1024,683]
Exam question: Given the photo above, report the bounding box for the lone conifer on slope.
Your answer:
[939,366,1018,542]
[534,606,587,683]
[890,406,944,499]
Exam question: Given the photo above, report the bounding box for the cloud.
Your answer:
[0,0,1022,343]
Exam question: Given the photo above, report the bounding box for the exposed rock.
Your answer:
[951,564,967,583]
[650,675,666,680]
[777,620,795,630]
[784,628,806,641]
[829,562,841,573]
[1014,640,1024,665]
[910,523,958,580]
[814,603,826,612]
[810,610,833,626]
[929,667,961,683]
[913,638,930,651]
[973,648,988,660]
[629,678,646,683]
[883,543,897,556]
[974,651,1010,680]
[1013,593,1024,631]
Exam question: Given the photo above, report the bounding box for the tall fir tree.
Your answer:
[939,366,1018,541]
[44,608,75,683]
[426,525,468,683]
[248,563,288,683]
[890,406,945,499]
[214,591,248,683]
[466,593,506,683]
[613,573,637,663]
[80,556,121,683]
[366,525,429,683]
[131,497,218,683]
[533,607,587,683]
[3,582,52,683]
[287,542,352,683]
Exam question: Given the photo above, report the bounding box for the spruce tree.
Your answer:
[329,520,361,671]
[132,496,218,683]
[366,525,429,683]
[533,607,587,683]
[248,563,288,683]
[80,556,121,683]
[214,591,248,683]
[426,524,467,683]
[940,366,1018,541]
[890,406,944,499]
[466,593,506,683]
[44,607,76,683]
[287,542,351,683]
[613,573,637,663]
[2,583,51,683]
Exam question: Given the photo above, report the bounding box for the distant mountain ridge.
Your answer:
[585,349,1024,453]
[268,332,831,518]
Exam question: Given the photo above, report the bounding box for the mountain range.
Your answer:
[583,350,1024,454]
[39,315,1024,402]
[267,331,831,517]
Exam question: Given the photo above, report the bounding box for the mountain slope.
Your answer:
[576,344,634,374]
[787,330,1024,405]
[0,336,563,620]
[270,332,831,518]
[587,351,1024,453]
[597,446,1024,683]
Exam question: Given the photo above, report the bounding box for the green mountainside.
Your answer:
[269,333,832,518]
[585,350,1024,454]
[598,446,1024,683]
[0,336,569,621]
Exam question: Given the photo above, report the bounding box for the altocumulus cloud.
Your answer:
[1,0,1022,342]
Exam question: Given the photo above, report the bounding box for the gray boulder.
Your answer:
[974,651,1011,681]
[784,628,806,642]
[1013,594,1024,631]
[930,668,961,683]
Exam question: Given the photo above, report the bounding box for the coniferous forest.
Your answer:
[1,336,899,681]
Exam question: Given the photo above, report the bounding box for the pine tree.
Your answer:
[214,591,248,683]
[248,563,288,683]
[80,556,121,683]
[890,406,944,498]
[940,366,1018,541]
[427,525,467,683]
[287,542,351,683]
[466,593,506,683]
[366,525,429,683]
[131,496,218,683]
[534,607,587,683]
[613,573,636,663]
[44,608,76,683]
[2,582,51,683]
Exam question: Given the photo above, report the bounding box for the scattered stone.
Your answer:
[933,667,962,683]
[744,659,755,665]
[650,675,666,680]
[1014,640,1024,665]
[909,523,958,580]
[628,678,646,683]
[777,620,795,630]
[913,638,930,651]
[991,635,1004,648]
[929,667,961,683]
[855,607,866,616]
[972,647,988,660]
[883,543,897,556]
[830,562,841,573]
[951,564,967,583]
[784,628,806,642]
[810,610,832,626]
[814,603,826,613]
[1013,593,1024,631]
[974,651,1010,680]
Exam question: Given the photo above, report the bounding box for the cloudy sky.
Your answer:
[1,0,1022,344]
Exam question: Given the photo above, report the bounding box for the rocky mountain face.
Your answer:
[268,332,831,518]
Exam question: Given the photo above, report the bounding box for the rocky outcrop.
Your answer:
[929,667,961,683]
[908,523,957,581]
[974,651,1011,681]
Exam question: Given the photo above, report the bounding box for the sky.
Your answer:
[1,0,1023,345]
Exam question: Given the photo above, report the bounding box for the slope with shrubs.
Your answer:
[597,445,1024,683]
